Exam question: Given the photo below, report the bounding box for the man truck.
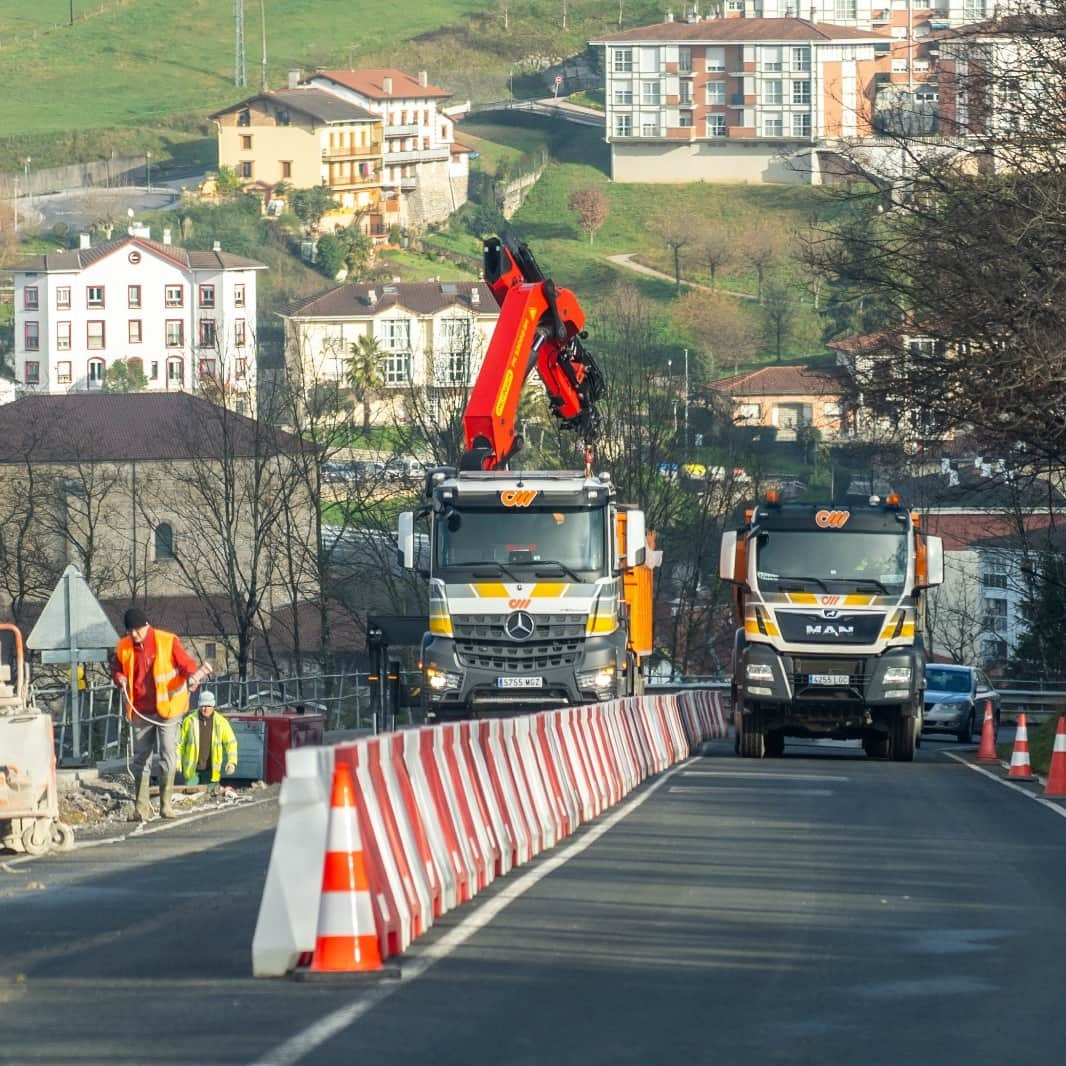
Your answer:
[719,492,943,760]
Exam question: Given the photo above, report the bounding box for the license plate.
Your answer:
[809,673,849,686]
[497,676,544,689]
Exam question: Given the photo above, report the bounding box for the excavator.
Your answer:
[398,232,657,720]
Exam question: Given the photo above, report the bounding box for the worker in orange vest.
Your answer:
[111,606,211,821]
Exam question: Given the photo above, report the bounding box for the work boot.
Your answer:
[132,771,152,822]
[159,770,177,819]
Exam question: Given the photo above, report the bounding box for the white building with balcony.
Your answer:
[11,235,265,411]
[306,68,470,226]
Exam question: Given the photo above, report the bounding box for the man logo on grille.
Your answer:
[504,610,535,641]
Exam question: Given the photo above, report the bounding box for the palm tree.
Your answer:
[347,334,386,432]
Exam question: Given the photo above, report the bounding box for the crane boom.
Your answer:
[461,233,604,470]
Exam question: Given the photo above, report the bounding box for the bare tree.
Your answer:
[653,210,693,291]
[567,185,609,244]
[694,219,736,291]
[761,281,797,363]
[671,290,762,380]
[742,221,786,302]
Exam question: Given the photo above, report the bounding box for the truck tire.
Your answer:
[863,733,890,758]
[891,708,918,762]
[739,711,765,758]
[765,731,785,758]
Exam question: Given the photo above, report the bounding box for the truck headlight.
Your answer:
[883,666,912,685]
[578,665,616,690]
[745,663,774,683]
[426,667,461,691]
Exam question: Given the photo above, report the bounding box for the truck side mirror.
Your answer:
[922,534,944,588]
[625,510,646,568]
[719,530,738,582]
[397,511,415,570]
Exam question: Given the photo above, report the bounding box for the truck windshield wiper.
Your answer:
[530,560,584,582]
[849,578,890,594]
[457,561,522,583]
[773,576,831,592]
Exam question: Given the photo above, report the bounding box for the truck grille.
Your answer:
[790,657,866,695]
[453,613,587,672]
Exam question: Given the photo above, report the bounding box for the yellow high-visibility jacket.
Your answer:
[178,712,239,783]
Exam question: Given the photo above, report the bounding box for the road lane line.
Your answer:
[246,755,699,1066]
[944,752,1066,818]
[681,770,850,782]
[669,785,834,796]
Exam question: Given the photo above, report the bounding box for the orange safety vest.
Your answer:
[115,629,191,721]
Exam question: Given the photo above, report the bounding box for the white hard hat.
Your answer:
[198,690,217,707]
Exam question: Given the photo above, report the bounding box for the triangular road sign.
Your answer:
[27,565,119,655]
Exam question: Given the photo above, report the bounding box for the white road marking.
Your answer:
[246,756,698,1066]
[944,752,1066,819]
[669,785,834,796]
[682,770,850,782]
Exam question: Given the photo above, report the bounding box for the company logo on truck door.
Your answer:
[815,509,851,528]
[500,489,540,507]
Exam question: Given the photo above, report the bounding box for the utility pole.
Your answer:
[234,0,247,87]
[259,0,268,91]
[683,347,690,454]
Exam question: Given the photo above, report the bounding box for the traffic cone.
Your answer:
[1008,713,1033,780]
[976,700,998,763]
[293,761,399,981]
[1043,717,1066,798]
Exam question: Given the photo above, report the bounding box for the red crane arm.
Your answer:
[461,234,603,470]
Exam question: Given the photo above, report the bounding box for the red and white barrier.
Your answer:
[252,690,727,977]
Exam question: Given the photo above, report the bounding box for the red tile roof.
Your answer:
[313,69,450,100]
[824,331,903,353]
[592,18,893,44]
[709,364,849,397]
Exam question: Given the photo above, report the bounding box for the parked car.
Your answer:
[383,456,426,482]
[922,664,1001,742]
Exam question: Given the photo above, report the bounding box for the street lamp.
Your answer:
[146,150,152,192]
[23,157,31,217]
[683,347,690,454]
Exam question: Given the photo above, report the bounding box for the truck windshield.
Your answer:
[436,505,605,576]
[755,530,909,595]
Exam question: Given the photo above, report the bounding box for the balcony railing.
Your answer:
[322,143,383,159]
[384,146,451,163]
[385,123,421,136]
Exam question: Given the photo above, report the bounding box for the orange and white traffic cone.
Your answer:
[294,761,399,981]
[1043,717,1066,798]
[976,700,998,763]
[1008,713,1034,780]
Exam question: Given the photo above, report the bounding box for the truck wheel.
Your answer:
[891,709,918,762]
[765,731,785,758]
[863,733,890,758]
[21,820,52,856]
[739,712,765,758]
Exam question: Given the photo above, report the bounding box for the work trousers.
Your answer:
[131,714,180,781]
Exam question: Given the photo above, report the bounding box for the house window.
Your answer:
[707,114,727,137]
[982,557,1009,589]
[23,287,38,310]
[679,82,692,105]
[384,350,411,385]
[234,284,246,308]
[24,361,39,385]
[87,357,105,385]
[128,285,142,308]
[678,47,693,74]
[280,160,292,179]
[87,321,105,350]
[614,86,633,105]
[166,321,184,347]
[437,319,473,384]
[57,361,72,385]
[706,47,725,72]
[234,319,247,346]
[793,47,812,72]
[57,287,71,310]
[167,358,184,385]
[964,0,986,17]
[57,321,72,350]
[981,596,1008,632]
[129,320,143,344]
[763,113,783,136]
[823,400,843,418]
[237,108,251,127]
[763,79,783,105]
[199,320,217,348]
[235,358,248,380]
[150,361,159,380]
[793,81,812,106]
[199,285,215,308]
[792,113,812,137]
[154,522,175,561]
[679,112,693,128]
[615,114,632,137]
[198,357,217,378]
[24,322,39,351]
[641,81,661,106]
[706,81,725,106]
[87,286,105,309]
[641,119,659,137]
[764,47,783,72]
[613,48,633,73]
[128,357,144,380]
[833,0,856,17]
[240,134,253,150]
[204,642,217,661]
[238,161,253,179]
[165,285,183,308]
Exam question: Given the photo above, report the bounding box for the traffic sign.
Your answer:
[27,565,119,656]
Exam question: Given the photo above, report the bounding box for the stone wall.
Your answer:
[406,159,469,228]
[0,156,146,199]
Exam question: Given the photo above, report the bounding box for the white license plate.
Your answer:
[809,673,849,686]
[497,676,544,689]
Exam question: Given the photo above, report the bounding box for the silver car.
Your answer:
[922,664,1001,742]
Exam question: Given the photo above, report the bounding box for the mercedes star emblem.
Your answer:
[504,610,535,642]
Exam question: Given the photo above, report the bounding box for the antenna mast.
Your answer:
[234,0,247,87]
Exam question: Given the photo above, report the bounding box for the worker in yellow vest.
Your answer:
[178,690,238,788]
[111,607,211,821]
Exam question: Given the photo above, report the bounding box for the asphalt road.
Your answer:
[2,732,1064,1066]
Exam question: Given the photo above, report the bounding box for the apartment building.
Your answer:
[280,281,499,426]
[11,234,265,409]
[591,18,894,183]
[212,87,389,236]
[306,69,470,226]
